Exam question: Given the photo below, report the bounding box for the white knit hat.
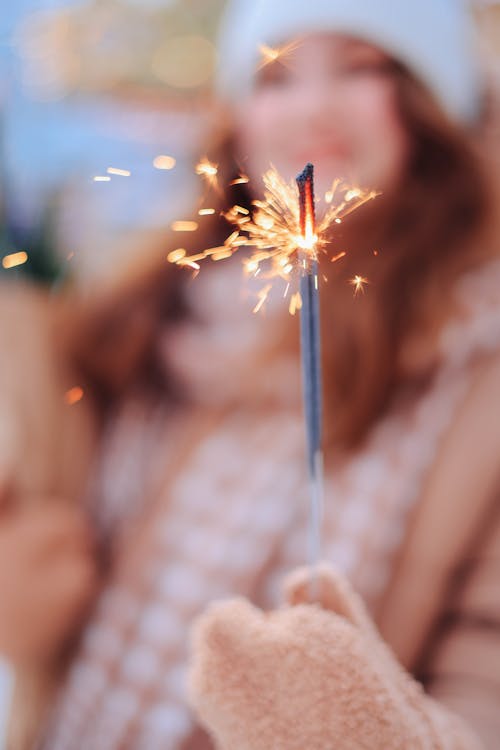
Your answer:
[216,0,482,124]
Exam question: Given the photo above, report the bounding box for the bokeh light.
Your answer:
[151,35,217,89]
[153,155,177,170]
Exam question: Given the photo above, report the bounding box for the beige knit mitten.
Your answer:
[188,564,482,750]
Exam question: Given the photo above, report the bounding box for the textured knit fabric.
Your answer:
[39,258,500,750]
[188,564,483,749]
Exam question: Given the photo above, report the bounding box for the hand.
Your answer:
[188,565,481,750]
[0,488,98,665]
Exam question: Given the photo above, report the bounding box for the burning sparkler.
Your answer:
[168,163,377,580]
[220,168,377,312]
[296,163,324,583]
[170,164,376,296]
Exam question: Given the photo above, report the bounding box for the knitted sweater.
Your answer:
[40,258,500,750]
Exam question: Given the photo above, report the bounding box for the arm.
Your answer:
[0,284,96,501]
[0,283,99,749]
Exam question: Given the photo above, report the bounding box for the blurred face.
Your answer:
[234,34,411,195]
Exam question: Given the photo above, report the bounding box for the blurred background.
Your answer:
[0,0,498,288]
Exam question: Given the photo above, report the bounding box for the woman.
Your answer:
[3,0,499,747]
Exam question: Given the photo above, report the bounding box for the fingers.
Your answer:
[283,563,377,636]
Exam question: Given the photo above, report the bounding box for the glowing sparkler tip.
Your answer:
[296,163,317,256]
[296,162,314,186]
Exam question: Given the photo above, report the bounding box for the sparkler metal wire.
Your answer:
[296,163,324,597]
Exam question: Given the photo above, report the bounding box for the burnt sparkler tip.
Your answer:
[296,162,314,185]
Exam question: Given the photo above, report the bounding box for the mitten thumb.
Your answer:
[283,563,379,638]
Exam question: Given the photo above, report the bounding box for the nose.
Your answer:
[296,77,337,129]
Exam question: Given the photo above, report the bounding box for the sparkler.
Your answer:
[296,163,324,582]
[168,162,378,584]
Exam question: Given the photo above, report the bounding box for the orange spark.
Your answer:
[325,179,342,204]
[345,188,362,201]
[2,251,28,269]
[198,208,216,216]
[350,275,369,295]
[289,291,303,316]
[171,221,198,232]
[331,251,346,263]
[107,167,131,177]
[253,284,272,313]
[211,249,233,261]
[178,258,201,273]
[230,174,250,186]
[196,157,219,189]
[258,40,301,69]
[167,248,187,263]
[64,386,84,406]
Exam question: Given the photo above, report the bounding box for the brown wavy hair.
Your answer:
[70,66,496,452]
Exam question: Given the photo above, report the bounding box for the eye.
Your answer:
[255,61,293,89]
[334,43,394,79]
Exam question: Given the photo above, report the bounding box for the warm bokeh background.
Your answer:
[0,0,498,287]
